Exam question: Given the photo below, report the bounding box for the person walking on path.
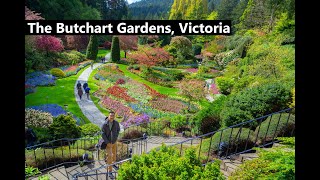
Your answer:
[78,88,83,100]
[83,82,88,91]
[77,81,82,90]
[101,111,120,177]
[85,86,91,100]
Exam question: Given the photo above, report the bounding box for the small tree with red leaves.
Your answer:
[178,79,205,111]
[25,6,44,20]
[127,46,172,68]
[35,35,64,56]
[119,36,138,58]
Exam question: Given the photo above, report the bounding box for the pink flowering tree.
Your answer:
[25,6,44,20]
[35,35,64,56]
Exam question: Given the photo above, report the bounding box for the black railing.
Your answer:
[25,134,147,173]
[73,107,295,179]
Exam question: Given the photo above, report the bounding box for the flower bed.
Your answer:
[101,96,132,117]
[186,68,198,73]
[28,104,67,117]
[210,83,220,94]
[121,80,152,104]
[143,84,167,98]
[149,98,187,113]
[60,60,92,77]
[128,102,175,119]
[122,114,150,128]
[25,71,56,87]
[107,85,137,102]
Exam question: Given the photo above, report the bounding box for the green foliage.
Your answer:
[128,0,173,20]
[26,0,101,20]
[278,137,295,148]
[229,145,295,179]
[217,0,238,20]
[192,95,227,134]
[25,166,41,178]
[86,35,99,60]
[215,77,235,95]
[25,108,53,128]
[170,115,187,129]
[38,175,50,180]
[221,83,292,127]
[169,0,209,20]
[80,123,100,136]
[50,68,66,78]
[192,43,202,55]
[254,113,295,144]
[58,50,86,65]
[111,36,121,62]
[31,127,52,143]
[117,145,224,179]
[274,13,295,35]
[200,128,255,155]
[206,11,218,20]
[48,114,81,139]
[169,36,193,60]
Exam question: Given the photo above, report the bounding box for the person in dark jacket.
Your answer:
[78,88,83,100]
[83,82,88,90]
[77,81,82,90]
[101,111,120,174]
[85,86,91,99]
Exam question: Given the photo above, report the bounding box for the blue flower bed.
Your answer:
[25,71,56,87]
[28,104,67,117]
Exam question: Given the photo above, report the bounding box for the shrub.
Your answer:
[169,115,187,129]
[25,166,41,178]
[192,43,202,55]
[48,114,81,139]
[221,83,292,127]
[254,113,295,145]
[229,145,295,179]
[25,108,53,128]
[120,128,143,140]
[192,96,227,134]
[25,147,92,170]
[31,126,52,143]
[111,36,120,62]
[50,68,66,78]
[215,76,235,95]
[80,123,100,136]
[200,128,255,157]
[117,145,225,180]
[86,35,98,60]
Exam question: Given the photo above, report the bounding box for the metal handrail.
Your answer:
[72,107,295,179]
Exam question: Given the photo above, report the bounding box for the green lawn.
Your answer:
[88,67,110,117]
[97,49,110,58]
[25,67,90,124]
[118,64,179,96]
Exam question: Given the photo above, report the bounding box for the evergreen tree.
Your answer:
[86,35,99,60]
[216,0,238,20]
[111,36,120,62]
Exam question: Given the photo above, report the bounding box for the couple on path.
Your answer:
[77,81,91,100]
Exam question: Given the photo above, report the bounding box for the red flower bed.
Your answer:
[107,85,136,102]
[101,96,132,117]
[149,98,187,113]
[143,84,167,98]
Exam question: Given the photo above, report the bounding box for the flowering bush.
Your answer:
[28,104,67,117]
[25,108,53,128]
[210,83,220,94]
[101,96,132,117]
[122,114,150,127]
[80,123,100,136]
[25,71,56,87]
[107,85,137,102]
[149,98,187,113]
[60,60,92,77]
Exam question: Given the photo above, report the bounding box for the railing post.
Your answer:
[234,125,243,154]
[282,110,292,137]
[217,130,223,158]
[43,144,47,169]
[263,114,274,147]
[180,143,183,156]
[68,140,72,162]
[225,128,234,157]
[271,112,282,143]
[206,135,214,163]
[52,142,56,166]
[61,140,64,163]
[198,138,203,161]
[253,119,263,147]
